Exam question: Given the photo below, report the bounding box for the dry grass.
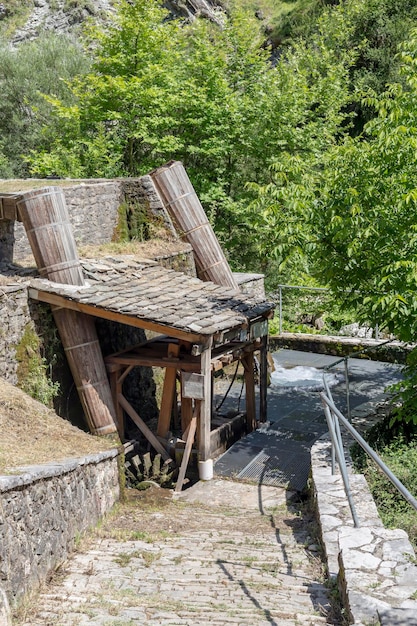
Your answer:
[78,237,190,261]
[0,179,109,193]
[0,378,118,474]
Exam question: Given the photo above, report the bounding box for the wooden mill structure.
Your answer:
[0,165,274,485]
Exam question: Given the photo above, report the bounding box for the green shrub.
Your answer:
[15,324,60,407]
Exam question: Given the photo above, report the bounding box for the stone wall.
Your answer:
[2,180,122,263]
[0,281,32,385]
[270,332,410,364]
[0,450,120,606]
[0,176,177,265]
[311,438,417,625]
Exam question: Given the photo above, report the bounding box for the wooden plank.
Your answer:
[181,372,205,400]
[242,352,257,432]
[197,341,212,462]
[157,343,180,438]
[29,287,209,345]
[105,353,200,372]
[117,393,171,462]
[117,364,134,385]
[210,412,246,459]
[174,412,197,493]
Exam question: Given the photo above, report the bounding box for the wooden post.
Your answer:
[151,162,238,290]
[181,397,193,436]
[242,353,257,432]
[259,334,268,422]
[107,364,134,441]
[197,341,212,462]
[157,343,180,438]
[16,187,117,436]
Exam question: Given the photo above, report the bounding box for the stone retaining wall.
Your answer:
[311,439,417,625]
[0,282,32,384]
[2,181,122,263]
[0,450,120,607]
[270,333,411,364]
[0,176,176,264]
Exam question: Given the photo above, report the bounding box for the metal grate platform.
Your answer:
[237,449,312,491]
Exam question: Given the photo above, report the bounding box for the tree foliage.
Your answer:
[309,31,417,342]
[0,33,89,177]
[26,0,353,287]
[279,0,417,131]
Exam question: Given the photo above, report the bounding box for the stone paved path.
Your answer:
[16,481,339,626]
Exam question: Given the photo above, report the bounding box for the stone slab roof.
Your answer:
[29,256,274,342]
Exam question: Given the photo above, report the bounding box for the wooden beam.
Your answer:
[105,353,200,372]
[118,393,171,463]
[29,287,209,345]
[156,343,180,438]
[175,412,197,493]
[117,364,134,385]
[0,195,19,221]
[197,340,212,462]
[242,352,257,432]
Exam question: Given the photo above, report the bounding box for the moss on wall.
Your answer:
[114,201,152,243]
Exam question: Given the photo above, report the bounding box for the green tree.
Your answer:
[278,0,417,132]
[310,31,417,342]
[0,33,89,177]
[30,2,352,277]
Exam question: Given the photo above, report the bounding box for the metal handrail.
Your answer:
[320,387,417,527]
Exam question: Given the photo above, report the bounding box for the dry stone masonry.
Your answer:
[0,450,120,606]
[311,437,417,625]
[0,281,32,384]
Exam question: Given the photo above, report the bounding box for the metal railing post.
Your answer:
[344,357,351,421]
[321,397,360,527]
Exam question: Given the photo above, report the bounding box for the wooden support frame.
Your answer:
[105,330,266,470]
[181,397,193,435]
[118,393,171,463]
[175,409,198,493]
[108,364,134,440]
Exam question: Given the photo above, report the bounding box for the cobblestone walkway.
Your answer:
[16,481,338,626]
